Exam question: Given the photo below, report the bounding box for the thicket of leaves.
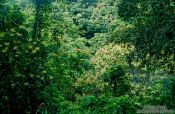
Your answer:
[0,0,175,113]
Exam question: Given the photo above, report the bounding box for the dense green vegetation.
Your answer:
[0,0,175,113]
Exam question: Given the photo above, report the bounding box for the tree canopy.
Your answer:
[0,0,175,113]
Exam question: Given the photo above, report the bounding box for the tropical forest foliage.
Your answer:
[0,0,175,113]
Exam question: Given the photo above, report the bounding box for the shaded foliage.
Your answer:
[0,0,175,113]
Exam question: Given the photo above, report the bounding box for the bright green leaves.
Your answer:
[1,0,175,113]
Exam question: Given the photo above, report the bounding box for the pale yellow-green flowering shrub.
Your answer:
[74,43,130,95]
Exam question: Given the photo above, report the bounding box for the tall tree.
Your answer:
[117,0,175,73]
[32,0,53,40]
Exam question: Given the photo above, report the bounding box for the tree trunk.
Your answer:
[32,4,42,40]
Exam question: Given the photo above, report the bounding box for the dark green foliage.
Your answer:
[0,24,49,113]
[0,3,24,31]
[170,78,175,108]
[118,0,139,20]
[0,0,175,113]
[68,0,100,39]
[79,95,138,114]
[136,75,175,109]
[118,0,175,70]
[0,1,50,113]
[1,33,44,113]
[103,65,130,96]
